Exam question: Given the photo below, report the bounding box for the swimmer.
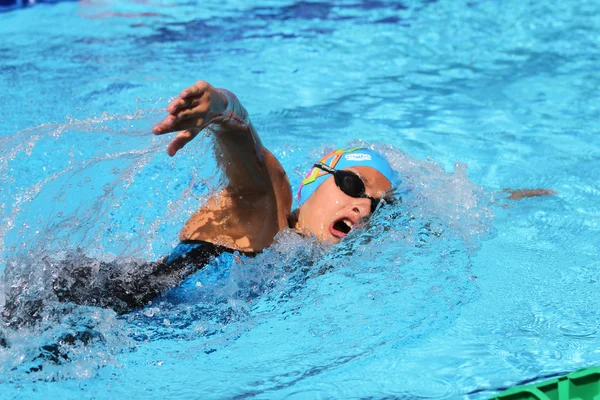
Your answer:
[151,81,397,250]
[2,81,555,325]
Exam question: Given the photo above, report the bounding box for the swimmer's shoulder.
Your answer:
[179,150,292,253]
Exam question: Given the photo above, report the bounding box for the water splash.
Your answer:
[0,116,494,384]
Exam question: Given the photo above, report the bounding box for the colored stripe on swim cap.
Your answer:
[296,147,398,205]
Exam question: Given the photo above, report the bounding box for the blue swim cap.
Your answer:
[296,147,398,205]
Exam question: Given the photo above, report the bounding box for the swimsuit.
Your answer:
[1,241,253,358]
[52,241,255,314]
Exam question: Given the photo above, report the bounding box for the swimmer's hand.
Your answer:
[504,188,556,200]
[152,80,228,156]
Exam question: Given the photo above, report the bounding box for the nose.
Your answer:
[350,198,372,217]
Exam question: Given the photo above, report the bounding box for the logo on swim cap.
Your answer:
[344,153,372,161]
[296,147,398,206]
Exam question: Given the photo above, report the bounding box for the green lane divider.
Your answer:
[492,367,600,400]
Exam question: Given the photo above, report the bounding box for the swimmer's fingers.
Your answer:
[168,93,227,126]
[152,81,226,135]
[167,89,210,114]
[176,81,227,116]
[167,97,196,115]
[180,80,211,99]
[153,108,215,135]
[504,188,556,200]
[152,115,178,135]
[167,130,199,157]
[152,100,212,133]
[171,104,217,127]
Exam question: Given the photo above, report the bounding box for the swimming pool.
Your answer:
[1,0,599,398]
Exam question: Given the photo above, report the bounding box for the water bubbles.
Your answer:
[375,143,494,247]
[143,307,160,318]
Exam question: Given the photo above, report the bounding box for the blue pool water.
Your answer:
[1,0,599,398]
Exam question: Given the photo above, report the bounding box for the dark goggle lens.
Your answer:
[313,163,394,214]
[335,171,380,212]
[335,171,366,197]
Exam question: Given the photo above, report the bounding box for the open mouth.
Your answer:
[331,218,353,238]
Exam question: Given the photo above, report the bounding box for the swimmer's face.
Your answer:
[297,166,392,244]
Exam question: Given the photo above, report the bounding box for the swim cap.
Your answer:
[296,147,398,205]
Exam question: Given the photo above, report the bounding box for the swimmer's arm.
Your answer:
[152,81,281,194]
[503,188,556,200]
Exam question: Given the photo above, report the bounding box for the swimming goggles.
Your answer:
[313,163,391,213]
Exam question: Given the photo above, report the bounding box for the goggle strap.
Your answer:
[313,163,335,174]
